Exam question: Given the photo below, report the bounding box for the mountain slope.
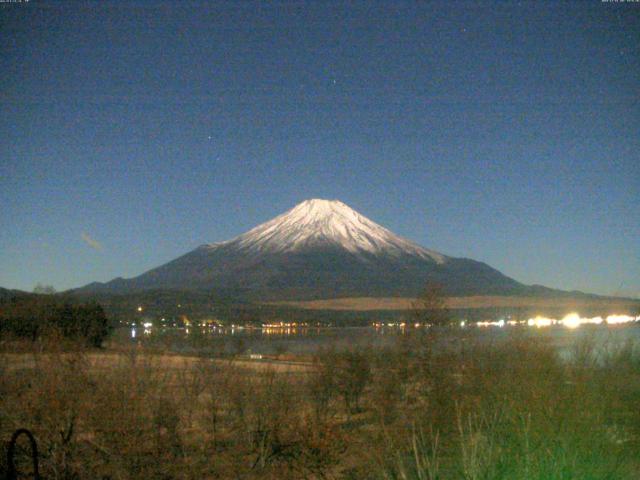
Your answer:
[76,199,530,299]
[0,287,32,301]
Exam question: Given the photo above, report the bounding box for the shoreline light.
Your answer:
[527,316,555,328]
[523,313,636,329]
[606,314,639,325]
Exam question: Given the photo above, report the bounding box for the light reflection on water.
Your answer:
[117,321,640,359]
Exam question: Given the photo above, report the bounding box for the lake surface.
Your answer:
[113,323,640,360]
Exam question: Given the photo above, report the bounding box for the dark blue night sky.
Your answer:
[1,0,638,296]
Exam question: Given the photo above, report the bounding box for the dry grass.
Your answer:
[267,295,640,311]
[1,351,314,374]
[3,330,640,478]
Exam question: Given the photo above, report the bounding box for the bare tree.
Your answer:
[411,283,451,327]
[334,349,371,414]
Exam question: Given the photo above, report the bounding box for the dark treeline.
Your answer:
[0,296,111,347]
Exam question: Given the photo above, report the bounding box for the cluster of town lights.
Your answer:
[525,313,640,329]
[469,314,639,329]
[373,314,639,329]
[262,322,307,328]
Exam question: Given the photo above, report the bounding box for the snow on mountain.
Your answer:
[76,198,534,299]
[204,199,447,263]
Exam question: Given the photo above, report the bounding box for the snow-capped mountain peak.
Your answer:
[78,198,534,298]
[215,199,446,263]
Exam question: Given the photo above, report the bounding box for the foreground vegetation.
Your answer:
[2,327,640,479]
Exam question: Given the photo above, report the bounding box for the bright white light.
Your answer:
[464,313,638,330]
[131,328,136,339]
[477,320,505,328]
[585,316,604,325]
[606,314,637,325]
[143,322,153,328]
[557,314,629,327]
[527,316,555,328]
[560,313,581,329]
[527,313,629,328]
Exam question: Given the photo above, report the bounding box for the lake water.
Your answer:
[114,323,640,360]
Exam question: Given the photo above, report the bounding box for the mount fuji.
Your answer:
[77,199,534,299]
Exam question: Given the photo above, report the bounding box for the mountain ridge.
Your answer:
[74,199,583,300]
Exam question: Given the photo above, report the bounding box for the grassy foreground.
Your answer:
[2,329,640,479]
